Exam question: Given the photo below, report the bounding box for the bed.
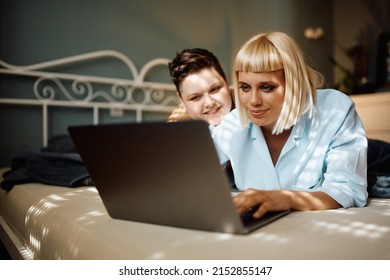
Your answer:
[1,52,390,260]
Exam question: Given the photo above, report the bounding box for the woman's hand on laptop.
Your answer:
[233,188,341,218]
[233,188,292,218]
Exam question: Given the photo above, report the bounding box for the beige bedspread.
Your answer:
[1,168,389,260]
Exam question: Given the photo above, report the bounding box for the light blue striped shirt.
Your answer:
[211,89,368,208]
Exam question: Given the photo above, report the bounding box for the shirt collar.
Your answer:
[291,112,309,141]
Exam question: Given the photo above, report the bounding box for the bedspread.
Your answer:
[1,168,390,260]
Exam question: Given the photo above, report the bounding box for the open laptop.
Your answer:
[68,120,290,234]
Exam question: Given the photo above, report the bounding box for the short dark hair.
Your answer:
[168,48,227,94]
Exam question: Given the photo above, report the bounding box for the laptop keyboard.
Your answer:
[240,207,260,227]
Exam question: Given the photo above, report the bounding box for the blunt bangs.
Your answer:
[234,37,283,73]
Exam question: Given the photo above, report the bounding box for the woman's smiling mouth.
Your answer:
[205,106,221,115]
[249,109,268,118]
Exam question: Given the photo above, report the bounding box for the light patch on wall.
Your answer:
[304,27,325,40]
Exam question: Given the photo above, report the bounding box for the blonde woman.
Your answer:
[211,31,368,218]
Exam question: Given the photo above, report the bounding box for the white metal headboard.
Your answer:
[0,50,178,146]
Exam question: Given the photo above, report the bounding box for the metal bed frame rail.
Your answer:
[0,50,178,146]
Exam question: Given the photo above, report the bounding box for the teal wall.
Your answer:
[0,0,334,167]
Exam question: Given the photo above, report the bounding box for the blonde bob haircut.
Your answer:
[233,31,324,134]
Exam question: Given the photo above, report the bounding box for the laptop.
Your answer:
[68,120,290,234]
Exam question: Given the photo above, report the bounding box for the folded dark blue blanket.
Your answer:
[1,135,92,191]
[367,139,390,198]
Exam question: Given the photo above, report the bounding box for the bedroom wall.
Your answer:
[0,0,386,167]
[0,0,335,167]
[0,0,335,79]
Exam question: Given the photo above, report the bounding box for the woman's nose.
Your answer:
[204,94,216,107]
[249,91,262,106]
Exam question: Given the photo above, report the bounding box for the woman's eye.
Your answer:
[261,84,275,92]
[239,84,250,92]
[189,95,201,101]
[210,86,221,94]
[189,96,199,101]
